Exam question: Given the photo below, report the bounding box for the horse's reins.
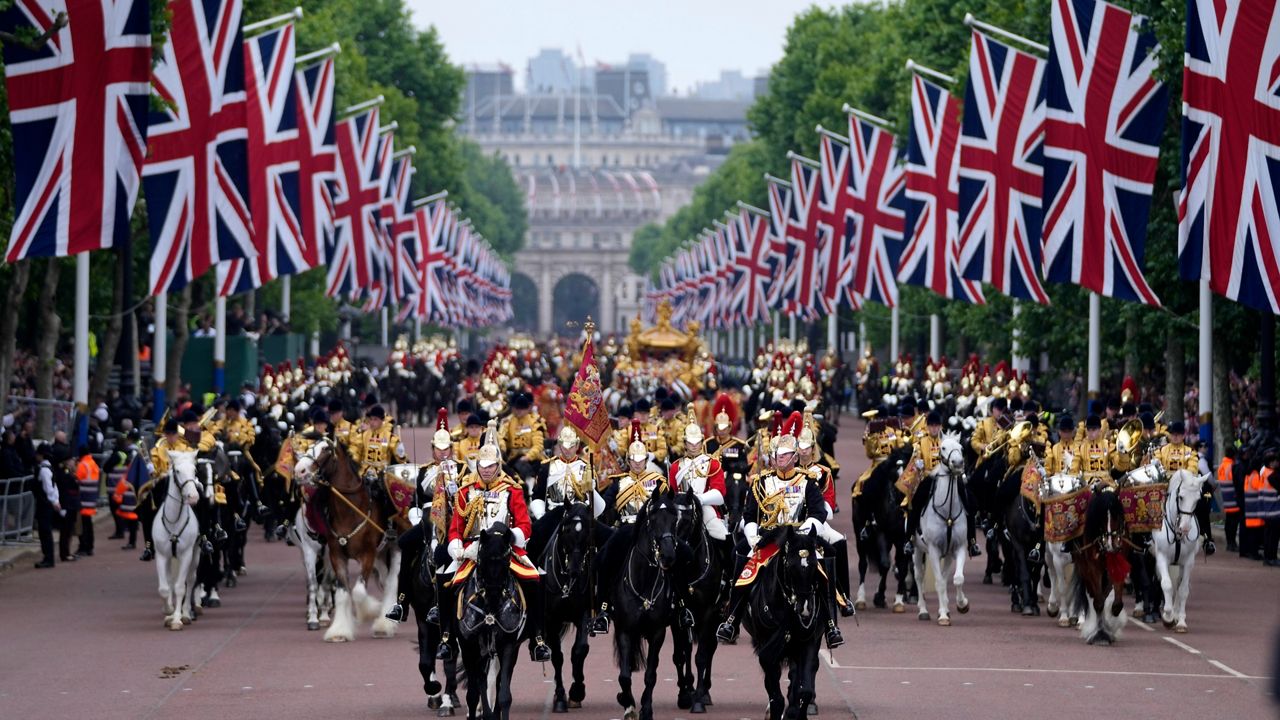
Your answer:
[161,464,198,555]
[624,520,672,612]
[311,443,387,542]
[1163,473,1198,565]
[929,460,965,557]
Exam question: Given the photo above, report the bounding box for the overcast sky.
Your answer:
[404,0,835,93]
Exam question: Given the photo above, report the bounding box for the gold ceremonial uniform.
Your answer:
[970,416,999,454]
[1155,441,1199,474]
[852,425,899,498]
[454,434,483,468]
[614,421,668,464]
[661,417,685,460]
[349,424,407,478]
[332,418,355,448]
[499,413,545,463]
[1044,439,1074,477]
[210,416,256,449]
[610,469,669,522]
[1072,438,1113,484]
[148,434,195,478]
[914,433,943,474]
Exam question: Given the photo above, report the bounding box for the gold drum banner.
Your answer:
[385,464,421,514]
[1044,488,1092,543]
[1119,484,1167,533]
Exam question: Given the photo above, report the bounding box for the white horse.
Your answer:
[153,450,203,631]
[1041,472,1083,628]
[1152,469,1209,633]
[288,504,335,631]
[912,431,970,626]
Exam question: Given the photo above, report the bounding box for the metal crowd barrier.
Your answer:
[0,475,35,545]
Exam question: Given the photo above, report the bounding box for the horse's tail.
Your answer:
[613,631,646,671]
[1067,564,1087,623]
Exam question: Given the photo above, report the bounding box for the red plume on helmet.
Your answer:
[769,411,784,438]
[436,408,449,432]
[630,419,644,445]
[783,411,804,439]
[712,393,738,430]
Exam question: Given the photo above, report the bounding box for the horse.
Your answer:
[993,459,1044,616]
[293,437,400,642]
[1040,472,1084,628]
[153,450,203,631]
[741,525,826,720]
[670,489,727,714]
[403,522,460,717]
[457,523,526,720]
[851,443,914,612]
[535,501,597,713]
[221,447,261,585]
[1068,487,1129,645]
[195,451,232,609]
[611,487,682,720]
[967,452,1008,586]
[911,431,970,626]
[1152,469,1210,633]
[288,504,336,631]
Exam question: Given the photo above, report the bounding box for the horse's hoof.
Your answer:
[324,635,351,643]
[552,698,569,713]
[1011,603,1022,614]
[437,708,454,718]
[428,696,441,710]
[225,576,237,588]
[690,700,706,714]
[678,690,693,710]
[957,602,970,615]
[569,683,586,704]
[168,622,184,631]
[307,621,320,631]
[181,615,193,625]
[982,574,993,585]
[1174,624,1188,634]
[205,598,221,609]
[567,700,581,709]
[623,707,638,720]
[918,611,930,621]
[892,603,905,614]
[1046,604,1059,618]
[938,617,951,627]
[854,600,867,610]
[808,703,819,716]
[1069,617,1079,627]
[1162,616,1176,629]
[1058,616,1071,628]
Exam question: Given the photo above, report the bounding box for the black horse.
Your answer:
[457,523,525,720]
[967,453,1007,584]
[992,460,1044,616]
[537,502,597,713]
[851,444,913,611]
[670,490,727,715]
[742,525,827,720]
[611,487,682,720]
[404,533,461,717]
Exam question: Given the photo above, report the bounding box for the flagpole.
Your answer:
[281,275,291,323]
[773,311,780,346]
[214,296,227,394]
[890,307,900,364]
[929,314,941,361]
[1198,281,1213,452]
[963,13,1050,55]
[859,317,866,356]
[153,292,167,422]
[73,252,89,446]
[381,306,389,348]
[1010,300,1023,373]
[789,314,797,343]
[828,311,838,354]
[1087,292,1101,399]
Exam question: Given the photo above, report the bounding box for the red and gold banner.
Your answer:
[565,331,611,449]
[1045,488,1091,543]
[1119,484,1167,533]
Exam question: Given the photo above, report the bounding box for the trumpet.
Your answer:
[983,420,1032,458]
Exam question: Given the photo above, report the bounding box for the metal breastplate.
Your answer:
[759,475,805,528]
[675,456,710,493]
[546,458,587,506]
[478,488,510,530]
[423,462,460,501]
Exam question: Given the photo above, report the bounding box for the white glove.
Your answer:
[462,542,479,561]
[448,538,464,560]
[744,522,761,548]
[511,526,527,549]
[915,459,925,470]
[529,499,547,520]
[697,489,724,507]
[408,507,423,526]
[799,517,821,535]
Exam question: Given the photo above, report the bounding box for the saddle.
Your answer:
[456,572,528,638]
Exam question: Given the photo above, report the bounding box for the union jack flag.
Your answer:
[899,73,986,304]
[765,176,794,313]
[328,106,382,299]
[360,129,397,311]
[1,0,151,261]
[217,23,306,297]
[415,200,450,323]
[380,153,418,306]
[294,56,337,267]
[1043,0,1166,306]
[779,157,825,318]
[957,29,1051,304]
[845,113,906,308]
[144,0,254,295]
[816,131,858,312]
[1179,0,1280,313]
[729,207,775,325]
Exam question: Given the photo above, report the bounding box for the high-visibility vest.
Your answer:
[1260,468,1280,522]
[77,456,100,516]
[1218,458,1238,513]
[113,478,138,520]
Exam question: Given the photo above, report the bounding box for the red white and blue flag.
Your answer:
[845,113,906,308]
[898,72,986,304]
[816,130,859,311]
[414,200,451,324]
[217,23,306,297]
[957,29,1051,304]
[1042,0,1167,306]
[1179,0,1280,313]
[765,176,794,313]
[380,152,417,306]
[779,157,825,318]
[328,106,382,299]
[729,207,774,325]
[1,0,151,261]
[294,56,337,270]
[144,0,254,295]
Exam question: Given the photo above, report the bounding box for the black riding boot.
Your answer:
[522,578,552,662]
[716,552,750,643]
[832,540,855,617]
[961,479,982,557]
[436,579,456,660]
[1196,494,1216,555]
[823,556,845,649]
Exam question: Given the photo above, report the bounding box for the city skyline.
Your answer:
[405,0,832,93]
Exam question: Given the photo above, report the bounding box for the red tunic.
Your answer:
[668,455,727,512]
[447,476,533,557]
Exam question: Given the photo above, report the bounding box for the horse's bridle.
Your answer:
[1163,473,1198,542]
[624,511,674,611]
[160,463,199,540]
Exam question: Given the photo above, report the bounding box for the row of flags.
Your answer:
[647,0,1280,321]
[1,0,510,328]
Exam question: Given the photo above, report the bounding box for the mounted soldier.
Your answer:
[528,425,610,560]
[499,391,545,486]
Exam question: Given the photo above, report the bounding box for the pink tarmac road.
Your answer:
[1,416,1276,720]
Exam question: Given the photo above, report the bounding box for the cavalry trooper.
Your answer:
[592,421,673,635]
[178,408,226,552]
[454,410,488,472]
[904,412,982,558]
[444,423,551,663]
[1156,421,1215,555]
[387,409,462,626]
[528,426,610,560]
[499,392,545,485]
[970,397,1009,457]
[632,399,668,466]
[1044,415,1076,476]
[716,427,845,650]
[795,418,857,617]
[210,399,256,450]
[328,398,355,448]
[668,406,729,544]
[705,399,749,526]
[852,410,899,500]
[348,405,407,481]
[658,397,685,462]
[1073,415,1114,487]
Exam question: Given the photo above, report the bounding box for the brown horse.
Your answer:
[294,437,401,642]
[1068,487,1129,645]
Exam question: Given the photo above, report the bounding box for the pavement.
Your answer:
[1,415,1277,720]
